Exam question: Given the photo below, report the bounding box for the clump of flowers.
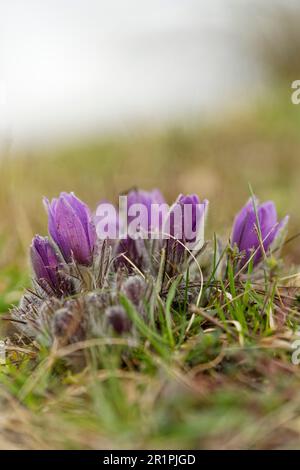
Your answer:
[11,189,288,355]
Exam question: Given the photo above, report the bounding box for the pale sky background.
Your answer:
[0,0,293,147]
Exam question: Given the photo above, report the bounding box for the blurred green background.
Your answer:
[0,0,300,310]
[1,1,300,301]
[2,1,300,451]
[1,91,300,265]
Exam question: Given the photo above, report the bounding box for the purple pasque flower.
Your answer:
[164,193,208,275]
[116,188,166,270]
[166,194,208,249]
[231,197,288,267]
[30,235,62,293]
[126,188,166,236]
[95,189,165,242]
[44,192,96,266]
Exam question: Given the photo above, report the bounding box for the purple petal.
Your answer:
[231,198,255,248]
[30,235,60,290]
[55,197,92,264]
[232,197,288,267]
[44,193,95,265]
[61,192,96,250]
[127,188,166,233]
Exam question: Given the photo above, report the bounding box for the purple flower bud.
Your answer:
[44,192,96,266]
[162,194,208,275]
[116,189,166,270]
[30,235,61,293]
[121,275,146,306]
[167,194,208,252]
[127,188,166,234]
[105,306,131,334]
[231,198,288,267]
[176,194,208,240]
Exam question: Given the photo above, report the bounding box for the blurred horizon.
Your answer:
[1,0,300,265]
[0,0,269,150]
